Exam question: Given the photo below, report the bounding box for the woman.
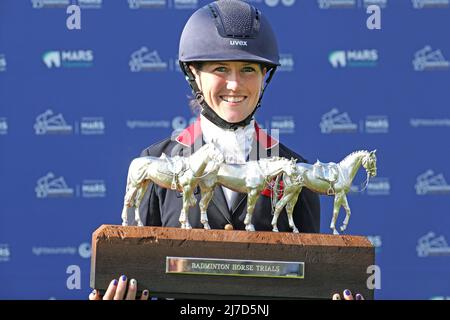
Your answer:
[90,0,324,300]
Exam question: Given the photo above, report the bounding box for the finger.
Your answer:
[102,279,118,300]
[125,279,137,300]
[343,289,354,300]
[332,293,341,300]
[355,293,365,300]
[89,289,101,300]
[140,290,149,300]
[114,275,128,300]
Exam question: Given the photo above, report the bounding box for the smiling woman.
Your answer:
[91,0,321,301]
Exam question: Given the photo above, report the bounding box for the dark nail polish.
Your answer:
[344,289,351,296]
[121,275,127,281]
[113,279,118,286]
[356,294,363,300]
[91,289,96,295]
[143,290,148,296]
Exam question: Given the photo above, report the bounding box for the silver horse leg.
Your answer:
[340,195,351,232]
[199,188,214,230]
[244,190,259,231]
[330,193,344,235]
[286,189,302,233]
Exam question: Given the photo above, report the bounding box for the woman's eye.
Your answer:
[214,67,227,72]
[242,66,256,73]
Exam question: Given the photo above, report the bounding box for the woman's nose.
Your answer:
[226,71,240,91]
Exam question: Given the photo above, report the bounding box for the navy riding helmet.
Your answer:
[178,0,280,130]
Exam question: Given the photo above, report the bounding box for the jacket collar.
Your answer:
[175,117,279,150]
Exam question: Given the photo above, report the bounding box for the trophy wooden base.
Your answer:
[90,225,375,299]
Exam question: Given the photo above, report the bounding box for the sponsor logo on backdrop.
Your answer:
[34,109,73,135]
[172,116,188,131]
[367,235,382,252]
[0,244,11,262]
[128,0,166,9]
[430,296,450,300]
[320,108,358,133]
[82,180,107,198]
[367,177,390,195]
[174,0,198,9]
[412,0,449,9]
[76,0,102,9]
[80,117,105,135]
[265,0,296,7]
[0,118,8,135]
[415,170,450,195]
[32,243,91,258]
[278,54,294,72]
[364,115,389,133]
[35,172,74,198]
[129,47,167,72]
[318,0,356,9]
[42,50,94,68]
[270,116,295,134]
[126,120,171,129]
[329,49,378,68]
[0,54,6,72]
[413,46,450,71]
[363,0,387,8]
[410,118,450,127]
[417,232,450,257]
[31,0,69,8]
[78,243,91,258]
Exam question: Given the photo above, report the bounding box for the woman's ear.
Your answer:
[188,65,202,90]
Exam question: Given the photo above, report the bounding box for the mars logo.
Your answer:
[367,177,390,196]
[415,170,450,195]
[31,0,69,8]
[320,108,358,133]
[43,50,94,68]
[82,180,107,198]
[318,0,356,9]
[0,54,6,72]
[34,109,73,135]
[271,116,295,134]
[35,172,74,198]
[329,50,378,68]
[0,244,11,262]
[174,0,198,9]
[279,54,294,72]
[413,46,450,71]
[0,118,8,135]
[364,115,389,133]
[412,0,449,8]
[417,232,450,257]
[363,0,388,7]
[128,0,166,9]
[80,117,105,135]
[129,47,167,72]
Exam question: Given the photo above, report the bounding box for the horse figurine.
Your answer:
[271,150,378,235]
[121,143,224,227]
[196,156,296,231]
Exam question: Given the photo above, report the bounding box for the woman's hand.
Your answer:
[332,289,364,300]
[89,275,149,300]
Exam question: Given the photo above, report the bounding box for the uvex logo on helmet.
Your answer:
[230,40,248,46]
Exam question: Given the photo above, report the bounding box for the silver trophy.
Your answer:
[271,150,378,235]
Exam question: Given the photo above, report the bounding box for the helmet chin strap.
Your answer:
[181,62,277,131]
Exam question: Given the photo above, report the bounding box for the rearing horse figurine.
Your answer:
[121,143,224,227]
[271,150,377,235]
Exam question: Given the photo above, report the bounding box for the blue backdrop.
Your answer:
[0,0,449,300]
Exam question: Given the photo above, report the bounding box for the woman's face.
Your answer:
[190,61,266,123]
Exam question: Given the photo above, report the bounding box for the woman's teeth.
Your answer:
[221,96,245,103]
